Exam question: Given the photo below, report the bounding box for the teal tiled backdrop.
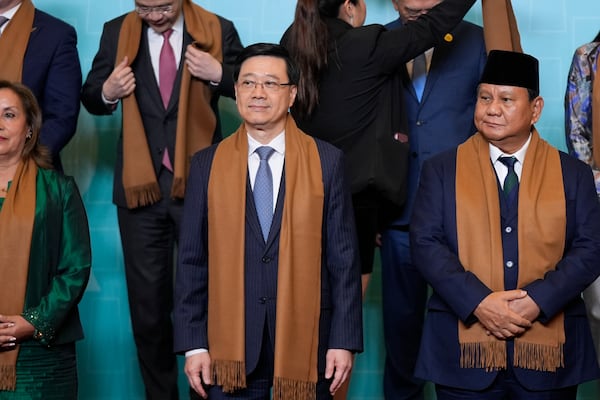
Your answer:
[33,0,600,398]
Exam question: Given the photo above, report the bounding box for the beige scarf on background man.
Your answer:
[116,0,222,208]
[0,0,34,81]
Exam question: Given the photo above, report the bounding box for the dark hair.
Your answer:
[0,80,52,169]
[233,43,300,85]
[594,29,600,43]
[285,0,358,117]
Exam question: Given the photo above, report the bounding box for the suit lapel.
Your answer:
[420,42,452,104]
[137,26,164,112]
[245,175,264,243]
[265,169,286,249]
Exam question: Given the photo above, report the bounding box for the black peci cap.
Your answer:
[480,50,539,93]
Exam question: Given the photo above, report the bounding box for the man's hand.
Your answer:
[102,56,136,102]
[0,314,34,348]
[184,352,212,399]
[185,44,222,83]
[325,349,353,396]
[473,290,533,339]
[508,293,540,323]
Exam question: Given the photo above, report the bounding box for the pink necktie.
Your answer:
[159,29,176,171]
[159,29,176,109]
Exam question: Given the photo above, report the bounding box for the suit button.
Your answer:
[505,226,513,233]
[259,297,267,304]
[262,256,271,263]
[506,261,514,268]
[416,120,423,126]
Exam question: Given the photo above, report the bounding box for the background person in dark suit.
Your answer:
[0,0,82,171]
[173,43,363,400]
[411,50,600,400]
[80,0,243,398]
[280,1,476,397]
[381,1,486,398]
[280,0,476,306]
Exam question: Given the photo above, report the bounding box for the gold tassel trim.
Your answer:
[514,341,564,372]
[0,364,16,391]
[212,359,246,393]
[273,376,316,400]
[460,341,507,371]
[124,182,161,209]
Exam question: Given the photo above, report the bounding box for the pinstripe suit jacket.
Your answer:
[173,134,363,374]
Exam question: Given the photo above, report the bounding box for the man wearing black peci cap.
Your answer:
[409,49,600,400]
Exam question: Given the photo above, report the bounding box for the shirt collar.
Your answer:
[2,2,22,20]
[247,131,286,157]
[489,133,532,165]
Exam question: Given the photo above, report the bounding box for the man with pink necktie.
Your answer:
[81,1,243,399]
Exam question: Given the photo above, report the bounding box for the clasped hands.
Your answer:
[473,289,541,340]
[0,314,35,349]
[101,44,222,102]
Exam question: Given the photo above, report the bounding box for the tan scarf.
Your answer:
[456,130,566,372]
[0,0,34,81]
[592,50,600,167]
[482,0,522,53]
[0,159,37,390]
[207,115,324,399]
[116,0,222,208]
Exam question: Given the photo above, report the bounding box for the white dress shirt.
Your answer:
[489,133,532,188]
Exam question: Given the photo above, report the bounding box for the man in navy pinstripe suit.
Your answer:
[173,43,363,400]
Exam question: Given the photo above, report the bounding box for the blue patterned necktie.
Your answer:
[499,156,519,205]
[412,52,427,102]
[253,146,275,241]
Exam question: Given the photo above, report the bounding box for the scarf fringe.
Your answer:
[460,341,507,371]
[514,341,564,372]
[0,364,16,391]
[124,182,161,209]
[212,359,246,393]
[273,376,316,400]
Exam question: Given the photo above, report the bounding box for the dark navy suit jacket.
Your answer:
[411,148,600,390]
[385,18,486,225]
[21,9,82,170]
[173,136,363,375]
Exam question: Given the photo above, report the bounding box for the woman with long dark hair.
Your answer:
[281,0,475,298]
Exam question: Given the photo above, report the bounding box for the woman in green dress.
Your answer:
[0,81,91,399]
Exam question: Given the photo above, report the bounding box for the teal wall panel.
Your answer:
[30,1,600,398]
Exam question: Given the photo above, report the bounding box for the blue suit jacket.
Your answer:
[385,19,486,225]
[410,148,600,390]
[173,135,363,375]
[21,9,82,170]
